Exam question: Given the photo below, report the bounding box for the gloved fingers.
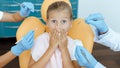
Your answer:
[85,18,95,24]
[27,30,34,48]
[78,46,92,59]
[22,31,34,50]
[28,34,34,43]
[28,35,34,48]
[27,31,34,43]
[80,46,95,64]
[75,53,86,66]
[20,3,26,9]
[85,13,104,25]
[75,53,84,66]
[76,47,87,61]
[76,46,89,54]
[75,46,98,68]
[28,40,34,47]
[87,13,104,21]
[75,46,87,63]
[26,42,33,50]
[21,2,34,12]
[79,46,91,56]
[23,30,34,41]
[20,3,29,11]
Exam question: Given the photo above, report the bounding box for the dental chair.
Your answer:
[16,0,94,68]
[16,17,94,68]
[16,16,45,68]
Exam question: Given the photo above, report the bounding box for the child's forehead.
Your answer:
[48,9,71,16]
[48,10,70,18]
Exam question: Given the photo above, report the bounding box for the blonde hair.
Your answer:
[47,1,73,20]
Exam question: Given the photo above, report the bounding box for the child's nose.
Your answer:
[56,27,60,32]
[56,24,61,32]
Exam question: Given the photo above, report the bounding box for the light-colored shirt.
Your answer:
[31,32,83,68]
[0,11,3,20]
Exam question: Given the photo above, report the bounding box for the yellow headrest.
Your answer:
[41,0,71,22]
[16,17,45,40]
[68,18,94,53]
[16,17,45,68]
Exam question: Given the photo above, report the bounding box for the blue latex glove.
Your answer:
[11,30,34,56]
[85,13,108,34]
[75,46,98,68]
[20,2,34,17]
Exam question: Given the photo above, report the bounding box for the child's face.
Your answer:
[47,10,72,33]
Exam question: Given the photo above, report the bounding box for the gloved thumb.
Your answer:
[85,18,95,24]
[21,2,34,12]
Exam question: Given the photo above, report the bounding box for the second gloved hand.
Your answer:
[85,13,108,34]
[75,46,98,68]
[20,2,34,17]
[11,30,34,56]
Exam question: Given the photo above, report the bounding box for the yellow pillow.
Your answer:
[68,18,94,53]
[16,17,45,68]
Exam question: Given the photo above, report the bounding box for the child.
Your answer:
[28,1,81,68]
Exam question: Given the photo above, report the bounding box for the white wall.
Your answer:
[78,0,120,33]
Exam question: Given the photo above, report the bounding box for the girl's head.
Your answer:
[46,1,73,33]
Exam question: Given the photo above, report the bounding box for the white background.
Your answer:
[77,0,120,33]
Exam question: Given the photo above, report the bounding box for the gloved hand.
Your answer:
[11,30,34,56]
[85,13,108,34]
[75,46,98,68]
[20,2,34,17]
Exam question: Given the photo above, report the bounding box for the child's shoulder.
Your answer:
[67,36,82,42]
[67,36,83,47]
[35,32,49,40]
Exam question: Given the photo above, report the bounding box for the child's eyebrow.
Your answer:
[62,17,69,19]
[48,16,55,19]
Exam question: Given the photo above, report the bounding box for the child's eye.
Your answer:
[51,20,56,23]
[61,20,67,24]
